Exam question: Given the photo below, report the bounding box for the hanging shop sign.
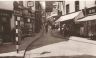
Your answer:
[28,18,30,22]
[17,16,20,21]
[27,1,34,7]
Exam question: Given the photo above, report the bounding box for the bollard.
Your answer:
[16,34,19,53]
[15,19,19,53]
[16,45,19,53]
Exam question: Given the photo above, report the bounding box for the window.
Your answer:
[66,4,69,14]
[75,1,79,12]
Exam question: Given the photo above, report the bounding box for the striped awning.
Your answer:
[55,11,81,22]
[77,15,96,21]
[74,11,85,22]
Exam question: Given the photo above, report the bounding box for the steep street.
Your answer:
[25,30,96,58]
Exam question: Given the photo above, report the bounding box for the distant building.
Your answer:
[46,1,65,23]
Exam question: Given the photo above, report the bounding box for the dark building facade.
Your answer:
[0,9,13,42]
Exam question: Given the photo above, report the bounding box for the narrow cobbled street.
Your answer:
[25,29,66,58]
[24,29,96,58]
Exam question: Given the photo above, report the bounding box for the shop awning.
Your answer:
[77,15,96,22]
[55,11,80,22]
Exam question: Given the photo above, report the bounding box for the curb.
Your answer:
[23,30,44,58]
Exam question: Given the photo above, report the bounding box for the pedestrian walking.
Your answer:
[45,23,48,33]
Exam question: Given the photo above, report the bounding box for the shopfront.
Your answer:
[55,11,80,36]
[0,9,13,42]
[75,6,96,39]
[77,15,96,39]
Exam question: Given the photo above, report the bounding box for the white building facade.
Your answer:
[55,0,96,38]
[64,0,96,14]
[62,0,96,38]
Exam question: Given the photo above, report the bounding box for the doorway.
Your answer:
[0,17,11,42]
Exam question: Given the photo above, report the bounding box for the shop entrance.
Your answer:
[0,17,11,42]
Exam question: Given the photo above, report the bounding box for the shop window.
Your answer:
[89,9,95,13]
[75,1,79,12]
[89,10,92,13]
[92,9,95,12]
[66,4,69,14]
